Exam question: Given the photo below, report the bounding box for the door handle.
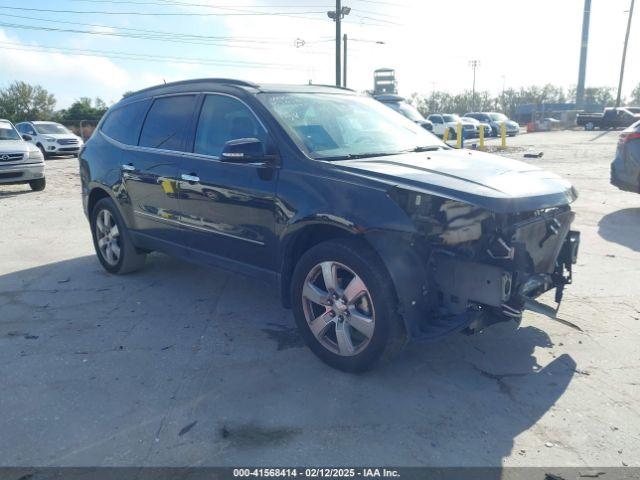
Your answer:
[121,164,135,172]
[181,173,200,183]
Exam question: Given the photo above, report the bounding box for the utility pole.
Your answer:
[343,33,347,87]
[469,60,480,110]
[616,0,635,107]
[576,0,591,110]
[327,1,350,87]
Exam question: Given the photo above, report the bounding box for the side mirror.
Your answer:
[221,138,268,163]
[22,134,32,141]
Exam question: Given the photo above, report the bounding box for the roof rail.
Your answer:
[129,78,260,96]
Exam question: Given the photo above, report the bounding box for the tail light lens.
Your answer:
[619,132,640,146]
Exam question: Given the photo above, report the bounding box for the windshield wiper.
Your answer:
[317,152,401,161]
[407,145,445,152]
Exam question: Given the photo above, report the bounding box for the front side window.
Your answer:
[102,99,150,145]
[194,94,267,157]
[34,123,71,135]
[260,93,443,160]
[443,114,460,123]
[489,113,508,122]
[0,121,21,141]
[139,95,197,151]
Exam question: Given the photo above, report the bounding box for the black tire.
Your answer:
[585,122,595,131]
[90,197,146,274]
[291,238,405,372]
[29,177,46,191]
[36,144,50,160]
[447,128,457,140]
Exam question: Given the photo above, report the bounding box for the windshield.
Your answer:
[0,121,21,141]
[489,113,508,121]
[627,107,640,114]
[259,93,443,160]
[386,102,425,122]
[35,123,71,134]
[442,114,460,122]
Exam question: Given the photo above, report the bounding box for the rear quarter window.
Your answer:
[101,99,150,145]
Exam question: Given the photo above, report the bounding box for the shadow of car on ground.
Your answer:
[0,253,576,469]
[598,208,640,252]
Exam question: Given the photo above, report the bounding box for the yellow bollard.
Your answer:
[456,123,462,149]
[442,127,449,143]
[479,124,485,150]
[500,122,507,149]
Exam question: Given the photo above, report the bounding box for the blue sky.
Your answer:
[0,0,637,109]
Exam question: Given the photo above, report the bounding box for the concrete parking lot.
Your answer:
[1,130,639,468]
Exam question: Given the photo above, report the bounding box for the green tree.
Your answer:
[630,83,640,105]
[55,97,108,124]
[0,81,56,123]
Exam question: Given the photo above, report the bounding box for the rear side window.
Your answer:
[101,99,150,145]
[139,95,197,152]
[194,94,267,157]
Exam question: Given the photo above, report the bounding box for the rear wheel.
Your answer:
[291,238,405,372]
[91,197,146,274]
[585,122,595,131]
[29,178,46,191]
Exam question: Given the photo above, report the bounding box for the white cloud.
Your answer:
[0,29,131,106]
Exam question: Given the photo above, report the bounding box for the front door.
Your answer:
[124,94,198,245]
[176,94,279,272]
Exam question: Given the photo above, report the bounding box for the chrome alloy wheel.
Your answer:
[301,261,375,356]
[95,209,121,266]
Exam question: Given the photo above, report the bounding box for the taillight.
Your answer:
[619,132,640,146]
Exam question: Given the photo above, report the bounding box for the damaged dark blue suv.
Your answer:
[80,79,580,372]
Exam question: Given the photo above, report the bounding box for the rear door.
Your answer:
[123,94,198,245]
[175,93,279,272]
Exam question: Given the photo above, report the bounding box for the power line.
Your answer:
[0,5,327,17]
[352,0,407,6]
[69,0,335,7]
[0,13,287,42]
[0,21,292,49]
[0,40,306,69]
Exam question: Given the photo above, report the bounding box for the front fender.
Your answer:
[364,229,428,339]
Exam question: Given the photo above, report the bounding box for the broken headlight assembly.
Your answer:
[389,188,492,246]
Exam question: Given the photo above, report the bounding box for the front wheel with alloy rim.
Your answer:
[291,238,405,372]
[91,197,146,274]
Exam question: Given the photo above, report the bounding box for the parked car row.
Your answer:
[0,119,46,191]
[372,95,520,140]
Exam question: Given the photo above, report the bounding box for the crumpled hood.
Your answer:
[332,149,577,213]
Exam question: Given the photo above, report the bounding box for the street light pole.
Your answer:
[616,0,635,107]
[576,0,592,110]
[469,60,480,110]
[343,33,347,87]
[335,0,341,86]
[327,2,350,86]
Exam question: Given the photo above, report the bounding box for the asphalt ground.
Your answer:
[0,130,638,468]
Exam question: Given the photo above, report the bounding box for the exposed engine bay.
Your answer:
[390,189,580,334]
